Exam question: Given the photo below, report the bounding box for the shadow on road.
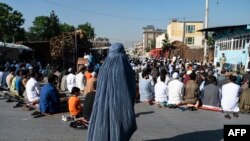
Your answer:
[135,111,154,118]
[145,129,223,141]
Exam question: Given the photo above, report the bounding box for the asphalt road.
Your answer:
[0,91,249,141]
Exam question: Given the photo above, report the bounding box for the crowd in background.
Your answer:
[129,54,250,118]
[0,53,250,120]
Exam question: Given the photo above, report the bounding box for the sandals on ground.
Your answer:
[70,121,88,130]
[31,111,41,116]
[233,113,239,118]
[33,113,45,118]
[6,98,15,102]
[224,114,231,119]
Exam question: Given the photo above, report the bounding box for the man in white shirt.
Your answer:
[66,68,76,93]
[221,75,240,119]
[26,71,40,105]
[167,72,184,105]
[154,75,168,108]
[75,66,86,93]
[6,67,15,89]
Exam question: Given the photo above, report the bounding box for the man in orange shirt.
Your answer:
[68,87,82,118]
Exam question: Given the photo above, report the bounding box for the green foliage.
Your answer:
[77,22,95,39]
[60,23,75,33]
[0,2,25,42]
[29,10,61,41]
[162,33,171,52]
[14,28,26,41]
[29,16,50,40]
[207,36,215,47]
[49,10,61,37]
[145,47,150,52]
[150,39,156,50]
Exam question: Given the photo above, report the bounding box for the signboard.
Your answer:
[77,57,88,71]
[77,57,88,64]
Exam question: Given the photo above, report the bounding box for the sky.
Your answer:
[1,0,250,48]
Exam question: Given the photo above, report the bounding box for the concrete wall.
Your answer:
[156,33,165,48]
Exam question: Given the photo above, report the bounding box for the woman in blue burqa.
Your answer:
[87,43,137,141]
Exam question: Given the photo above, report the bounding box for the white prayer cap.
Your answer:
[92,72,96,77]
[68,68,73,73]
[172,72,179,79]
[187,70,192,75]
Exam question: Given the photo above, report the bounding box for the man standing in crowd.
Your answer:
[219,53,226,72]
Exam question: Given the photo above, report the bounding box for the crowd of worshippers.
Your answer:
[129,55,250,119]
[0,60,98,123]
[1,54,250,120]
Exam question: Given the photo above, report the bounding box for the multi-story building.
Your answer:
[143,25,165,51]
[156,33,166,49]
[131,42,144,56]
[134,42,143,49]
[167,20,203,48]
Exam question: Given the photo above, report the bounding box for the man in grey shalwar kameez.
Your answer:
[87,43,137,141]
[202,76,221,107]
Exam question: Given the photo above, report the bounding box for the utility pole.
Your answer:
[204,0,209,62]
[75,30,78,71]
[182,17,186,44]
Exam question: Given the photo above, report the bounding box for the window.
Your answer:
[185,25,195,33]
[233,40,237,50]
[243,40,245,49]
[185,37,194,44]
[239,40,242,49]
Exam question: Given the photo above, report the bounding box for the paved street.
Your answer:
[0,91,250,141]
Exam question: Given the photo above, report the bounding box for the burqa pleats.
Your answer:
[87,43,137,141]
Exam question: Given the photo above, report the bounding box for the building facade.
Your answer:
[131,42,144,56]
[200,25,250,71]
[167,20,203,48]
[143,25,165,51]
[156,33,166,49]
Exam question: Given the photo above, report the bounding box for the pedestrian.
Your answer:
[219,53,226,72]
[66,68,76,93]
[87,43,137,141]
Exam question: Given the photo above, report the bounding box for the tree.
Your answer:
[162,33,171,52]
[14,28,26,41]
[145,47,150,52]
[150,39,156,50]
[60,23,75,33]
[29,11,61,41]
[207,36,215,48]
[29,16,50,41]
[49,10,61,37]
[77,22,95,39]
[0,2,25,42]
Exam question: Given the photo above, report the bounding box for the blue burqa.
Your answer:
[87,43,137,141]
